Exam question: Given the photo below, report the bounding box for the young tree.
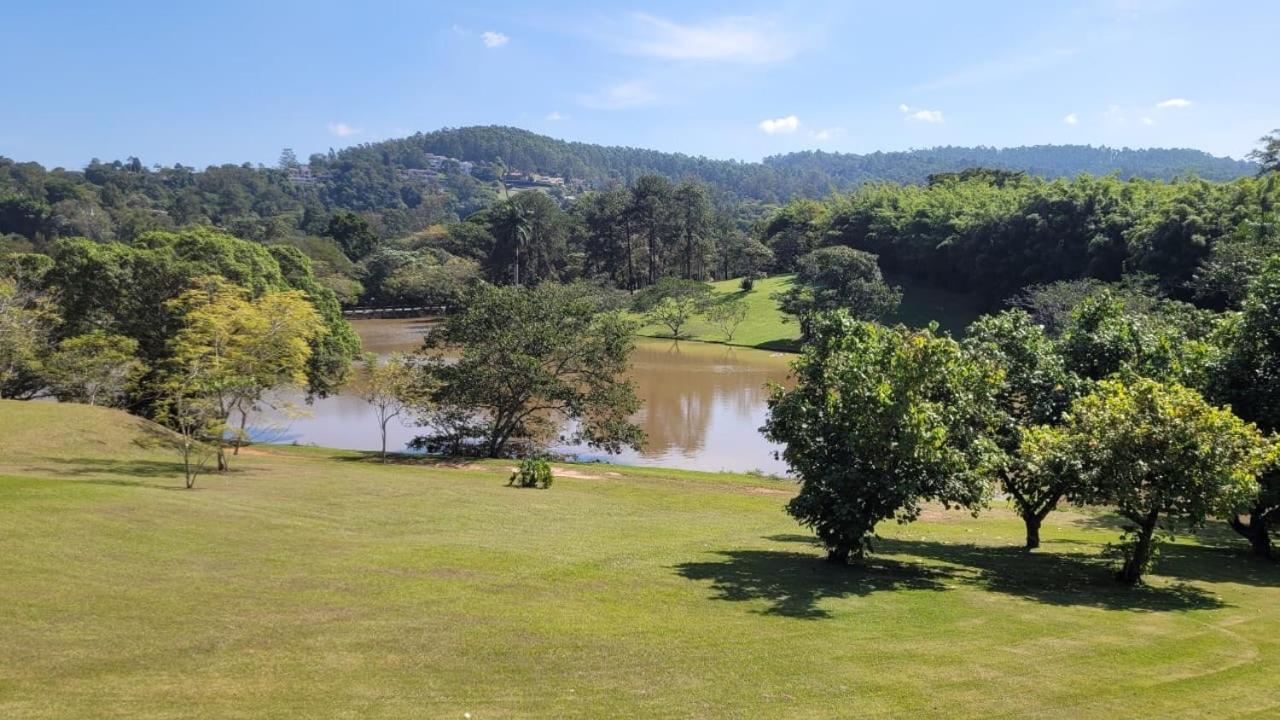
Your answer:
[963,310,1085,548]
[648,296,701,338]
[705,298,750,342]
[154,369,223,489]
[167,278,325,471]
[764,312,1000,563]
[1248,129,1280,174]
[46,331,147,407]
[355,352,421,462]
[1027,379,1267,584]
[422,283,644,458]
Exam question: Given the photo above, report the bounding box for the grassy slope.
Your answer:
[634,274,990,352]
[2,400,1279,719]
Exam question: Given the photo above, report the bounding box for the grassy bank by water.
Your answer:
[2,400,1278,718]
[634,274,989,352]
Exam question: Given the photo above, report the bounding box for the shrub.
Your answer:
[508,457,554,489]
[739,276,755,292]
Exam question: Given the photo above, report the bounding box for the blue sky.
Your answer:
[3,1,1277,169]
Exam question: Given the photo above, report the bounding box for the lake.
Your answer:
[252,319,793,474]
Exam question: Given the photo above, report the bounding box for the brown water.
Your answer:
[254,318,793,474]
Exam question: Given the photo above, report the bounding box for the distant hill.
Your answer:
[326,125,1258,203]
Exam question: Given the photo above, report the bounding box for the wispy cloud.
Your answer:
[1140,116,1156,126]
[758,115,800,134]
[1063,113,1079,125]
[327,122,360,138]
[578,81,660,110]
[900,104,944,123]
[1156,98,1192,109]
[811,127,845,141]
[481,31,509,48]
[545,111,567,121]
[613,13,797,64]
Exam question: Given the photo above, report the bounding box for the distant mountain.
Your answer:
[325,125,1258,203]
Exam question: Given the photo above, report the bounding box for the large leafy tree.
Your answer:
[324,210,379,261]
[421,283,644,458]
[1025,378,1267,584]
[0,276,56,399]
[778,246,902,334]
[46,331,146,407]
[1213,256,1280,556]
[764,313,1000,563]
[963,310,1085,548]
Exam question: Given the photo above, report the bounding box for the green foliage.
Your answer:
[325,211,379,260]
[648,296,703,338]
[0,276,56,398]
[46,331,146,407]
[764,312,1000,562]
[1026,378,1268,583]
[630,278,714,313]
[1249,129,1280,174]
[422,283,644,458]
[508,457,554,489]
[704,298,750,341]
[355,352,422,462]
[963,310,1085,548]
[777,246,901,328]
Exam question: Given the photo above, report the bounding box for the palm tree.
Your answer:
[492,200,531,286]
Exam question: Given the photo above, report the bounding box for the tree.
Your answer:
[763,312,1000,563]
[673,180,713,279]
[1212,256,1280,556]
[705,298,750,342]
[325,211,379,261]
[46,331,146,407]
[649,296,702,338]
[422,283,644,458]
[489,199,530,286]
[778,246,901,334]
[0,277,55,399]
[1026,379,1267,584]
[167,278,325,471]
[963,310,1085,548]
[356,353,421,462]
[1249,129,1280,174]
[154,368,223,489]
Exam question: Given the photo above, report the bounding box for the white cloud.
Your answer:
[578,81,660,110]
[1156,98,1192,109]
[758,115,800,134]
[327,122,360,138]
[903,107,944,123]
[481,31,509,48]
[616,13,796,64]
[811,127,845,141]
[1063,113,1079,126]
[1140,116,1156,126]
[898,103,910,113]
[546,111,566,121]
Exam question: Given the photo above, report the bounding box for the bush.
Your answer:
[739,276,755,292]
[508,457,554,489]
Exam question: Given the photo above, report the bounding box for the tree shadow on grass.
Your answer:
[759,533,1226,612]
[673,549,951,619]
[25,457,229,490]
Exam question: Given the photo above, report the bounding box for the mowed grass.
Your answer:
[2,400,1279,718]
[634,273,991,352]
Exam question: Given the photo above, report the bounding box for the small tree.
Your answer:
[777,246,901,335]
[649,296,701,338]
[355,352,420,462]
[1027,378,1267,584]
[963,310,1085,548]
[154,370,223,489]
[46,331,147,407]
[764,312,1000,563]
[706,298,750,342]
[508,457,554,488]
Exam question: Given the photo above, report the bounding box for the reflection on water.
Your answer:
[253,319,793,474]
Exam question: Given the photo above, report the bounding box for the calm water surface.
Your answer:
[254,318,792,474]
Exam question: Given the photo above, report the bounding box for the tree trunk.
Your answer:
[1118,512,1159,584]
[233,408,248,456]
[216,445,229,473]
[826,545,850,565]
[380,421,388,464]
[1023,513,1042,550]
[1229,514,1273,559]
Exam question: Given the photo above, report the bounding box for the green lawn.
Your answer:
[634,274,991,352]
[2,400,1279,718]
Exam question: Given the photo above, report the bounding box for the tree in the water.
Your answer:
[764,312,1000,564]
